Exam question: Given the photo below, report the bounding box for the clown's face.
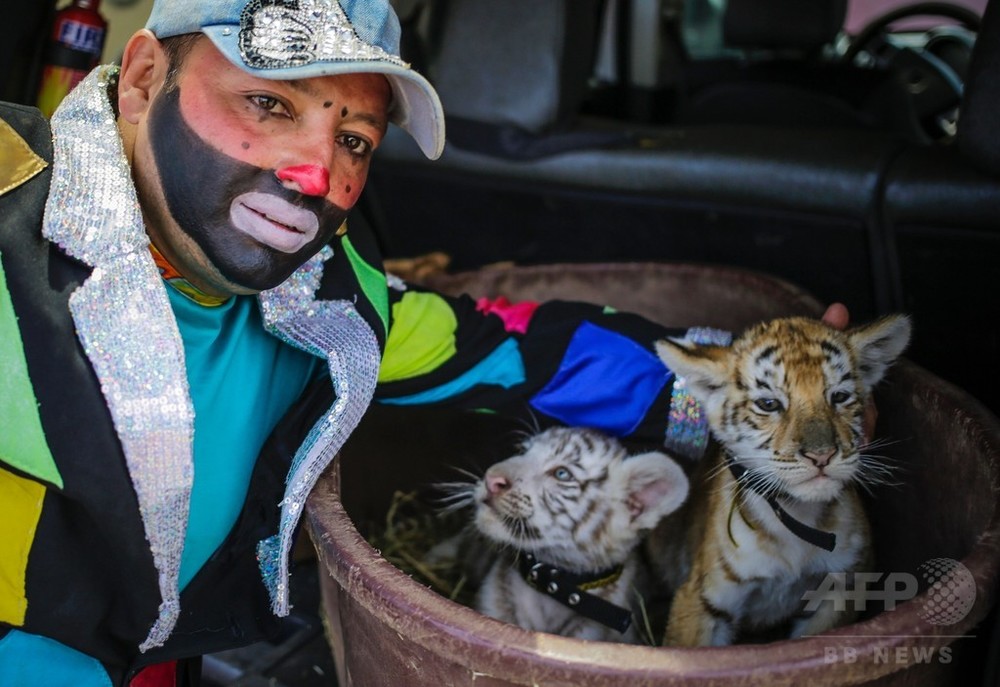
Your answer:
[128,36,390,296]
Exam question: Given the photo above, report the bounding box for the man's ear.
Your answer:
[118,29,170,124]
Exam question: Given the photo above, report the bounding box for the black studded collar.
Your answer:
[517,552,633,634]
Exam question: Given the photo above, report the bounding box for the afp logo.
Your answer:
[802,557,976,626]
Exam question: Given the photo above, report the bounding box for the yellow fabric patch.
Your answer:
[0,467,45,626]
[379,291,458,383]
[0,119,47,197]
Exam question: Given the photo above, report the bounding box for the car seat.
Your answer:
[407,0,635,159]
[674,0,916,136]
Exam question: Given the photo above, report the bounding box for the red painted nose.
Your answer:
[276,164,330,197]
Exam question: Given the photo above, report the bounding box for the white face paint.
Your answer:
[229,192,321,253]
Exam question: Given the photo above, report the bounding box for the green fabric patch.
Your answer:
[0,254,62,488]
[342,235,388,336]
[379,291,457,383]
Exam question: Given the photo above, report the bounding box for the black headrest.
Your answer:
[958,0,1000,175]
[428,0,602,133]
[723,0,848,51]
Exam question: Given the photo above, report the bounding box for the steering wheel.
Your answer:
[844,2,981,63]
[843,2,981,141]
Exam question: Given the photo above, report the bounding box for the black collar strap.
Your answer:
[518,553,633,634]
[726,454,837,552]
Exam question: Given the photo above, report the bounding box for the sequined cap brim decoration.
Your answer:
[43,66,195,653]
[257,245,381,615]
[663,327,732,461]
[238,0,407,71]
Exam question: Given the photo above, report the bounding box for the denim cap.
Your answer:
[145,0,445,159]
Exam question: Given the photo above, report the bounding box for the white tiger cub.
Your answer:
[648,315,911,647]
[449,427,689,643]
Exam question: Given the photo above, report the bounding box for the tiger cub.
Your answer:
[648,315,911,647]
[447,427,689,643]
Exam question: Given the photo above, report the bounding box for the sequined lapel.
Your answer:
[257,246,381,616]
[42,67,194,652]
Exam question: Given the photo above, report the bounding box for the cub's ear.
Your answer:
[847,314,912,390]
[654,338,729,403]
[623,452,689,530]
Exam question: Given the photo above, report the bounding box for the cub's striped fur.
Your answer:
[649,315,911,647]
[445,427,689,643]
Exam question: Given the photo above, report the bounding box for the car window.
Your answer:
[845,0,987,33]
[680,0,988,59]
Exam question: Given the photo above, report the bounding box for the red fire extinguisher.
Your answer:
[36,0,108,118]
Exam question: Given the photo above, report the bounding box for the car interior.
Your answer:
[356,0,999,421]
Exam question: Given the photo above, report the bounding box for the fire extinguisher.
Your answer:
[36,0,107,118]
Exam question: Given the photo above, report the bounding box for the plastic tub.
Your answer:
[306,262,1000,686]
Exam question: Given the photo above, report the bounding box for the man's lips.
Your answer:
[229,192,320,253]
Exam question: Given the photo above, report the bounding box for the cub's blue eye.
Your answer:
[754,398,783,412]
[552,467,572,481]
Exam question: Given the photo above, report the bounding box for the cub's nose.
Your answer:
[803,448,836,468]
[485,472,510,496]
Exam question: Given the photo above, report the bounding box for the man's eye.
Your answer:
[249,95,289,117]
[338,134,371,156]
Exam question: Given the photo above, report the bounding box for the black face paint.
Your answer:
[147,86,349,291]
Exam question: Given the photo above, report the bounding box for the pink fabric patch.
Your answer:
[476,296,539,334]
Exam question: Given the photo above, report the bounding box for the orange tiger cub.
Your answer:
[648,315,911,647]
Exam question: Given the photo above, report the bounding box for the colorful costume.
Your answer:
[0,69,718,686]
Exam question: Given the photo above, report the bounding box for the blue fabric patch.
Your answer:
[530,322,670,436]
[380,338,526,405]
[0,630,111,687]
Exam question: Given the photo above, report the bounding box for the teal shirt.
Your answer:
[166,289,319,589]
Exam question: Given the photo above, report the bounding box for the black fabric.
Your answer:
[958,0,1000,176]
[375,288,686,447]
